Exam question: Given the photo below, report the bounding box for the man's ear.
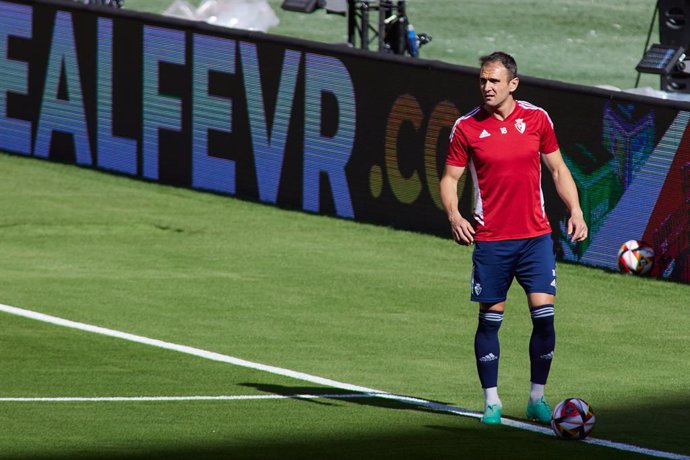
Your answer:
[509,77,519,93]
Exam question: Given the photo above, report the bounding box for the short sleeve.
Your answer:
[446,118,469,167]
[539,110,559,154]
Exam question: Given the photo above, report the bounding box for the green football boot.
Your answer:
[526,397,552,424]
[480,404,502,424]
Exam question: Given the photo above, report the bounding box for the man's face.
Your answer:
[479,61,518,110]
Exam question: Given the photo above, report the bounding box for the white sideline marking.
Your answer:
[0,393,373,403]
[1,303,688,460]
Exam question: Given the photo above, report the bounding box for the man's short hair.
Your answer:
[479,51,518,80]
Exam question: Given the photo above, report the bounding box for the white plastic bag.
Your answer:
[163,0,279,32]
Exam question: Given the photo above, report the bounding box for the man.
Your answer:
[439,51,588,425]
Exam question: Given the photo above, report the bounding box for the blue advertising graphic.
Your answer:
[2,0,689,283]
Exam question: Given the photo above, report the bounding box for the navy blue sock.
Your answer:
[474,310,503,388]
[529,304,555,385]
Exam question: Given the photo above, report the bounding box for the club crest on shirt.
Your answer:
[514,118,526,134]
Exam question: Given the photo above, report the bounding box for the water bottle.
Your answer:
[407,23,418,57]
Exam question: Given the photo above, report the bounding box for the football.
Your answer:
[551,398,596,440]
[617,239,655,275]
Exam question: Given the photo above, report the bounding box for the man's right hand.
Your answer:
[450,214,475,245]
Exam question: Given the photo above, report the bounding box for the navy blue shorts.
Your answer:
[470,233,556,303]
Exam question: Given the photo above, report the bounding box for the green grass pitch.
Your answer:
[2,0,690,458]
[0,153,689,459]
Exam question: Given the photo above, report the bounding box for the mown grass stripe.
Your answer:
[2,302,688,460]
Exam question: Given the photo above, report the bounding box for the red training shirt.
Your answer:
[446,100,559,241]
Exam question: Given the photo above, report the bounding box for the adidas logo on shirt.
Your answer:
[479,129,491,138]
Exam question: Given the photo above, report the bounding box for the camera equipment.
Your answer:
[282,0,432,57]
[345,0,431,57]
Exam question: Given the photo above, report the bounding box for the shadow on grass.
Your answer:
[2,385,689,460]
[239,382,690,456]
[589,395,690,456]
[250,385,690,457]
[238,382,464,413]
[0,424,647,460]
